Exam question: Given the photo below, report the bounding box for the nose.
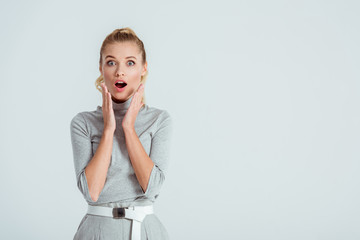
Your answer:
[115,66,125,77]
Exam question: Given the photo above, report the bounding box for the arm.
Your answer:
[124,111,173,198]
[70,113,113,202]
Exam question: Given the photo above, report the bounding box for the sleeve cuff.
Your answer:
[78,170,96,203]
[142,164,157,196]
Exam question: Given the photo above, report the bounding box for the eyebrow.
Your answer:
[105,55,137,60]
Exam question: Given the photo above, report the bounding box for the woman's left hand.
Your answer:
[122,83,145,130]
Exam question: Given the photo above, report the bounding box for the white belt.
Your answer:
[87,204,154,240]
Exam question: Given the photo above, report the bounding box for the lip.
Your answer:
[114,79,127,92]
[115,79,127,85]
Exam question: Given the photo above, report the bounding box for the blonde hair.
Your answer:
[95,27,148,104]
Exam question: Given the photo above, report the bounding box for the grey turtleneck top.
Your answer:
[70,94,173,208]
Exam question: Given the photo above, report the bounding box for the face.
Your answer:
[99,41,147,103]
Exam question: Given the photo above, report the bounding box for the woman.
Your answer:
[70,27,173,240]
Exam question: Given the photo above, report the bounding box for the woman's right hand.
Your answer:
[100,82,116,133]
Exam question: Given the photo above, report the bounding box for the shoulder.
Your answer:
[71,107,102,124]
[70,108,100,129]
[70,112,85,125]
[142,104,172,123]
[70,110,92,124]
[142,106,173,136]
[70,112,88,134]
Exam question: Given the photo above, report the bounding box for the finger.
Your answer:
[139,84,145,95]
[104,83,108,93]
[104,83,109,109]
[135,84,141,92]
[108,92,113,110]
[105,89,111,111]
[101,82,105,107]
[138,85,144,99]
[135,91,141,103]
[105,86,111,112]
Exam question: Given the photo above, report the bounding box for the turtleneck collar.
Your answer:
[111,95,133,111]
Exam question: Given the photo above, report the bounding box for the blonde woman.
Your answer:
[70,27,173,240]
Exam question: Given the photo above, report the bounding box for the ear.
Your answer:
[99,65,102,75]
[141,61,148,76]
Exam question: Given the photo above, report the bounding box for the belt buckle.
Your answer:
[112,207,126,219]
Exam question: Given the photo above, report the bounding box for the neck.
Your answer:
[111,95,133,111]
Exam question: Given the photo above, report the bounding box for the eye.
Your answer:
[107,60,115,66]
[128,60,135,66]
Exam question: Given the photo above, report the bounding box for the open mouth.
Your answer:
[115,81,127,88]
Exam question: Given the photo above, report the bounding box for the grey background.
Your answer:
[0,0,359,239]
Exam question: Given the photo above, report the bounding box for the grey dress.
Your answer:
[70,94,173,240]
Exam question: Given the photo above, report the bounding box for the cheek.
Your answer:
[128,69,142,80]
[104,81,113,92]
[103,68,113,78]
[103,70,115,87]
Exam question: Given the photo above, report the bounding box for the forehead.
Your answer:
[103,42,141,59]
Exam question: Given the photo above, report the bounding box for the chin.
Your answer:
[111,95,125,103]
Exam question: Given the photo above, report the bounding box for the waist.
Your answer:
[87,204,154,222]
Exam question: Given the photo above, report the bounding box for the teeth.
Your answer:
[115,81,127,88]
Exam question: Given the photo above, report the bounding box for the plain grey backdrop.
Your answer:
[0,0,359,239]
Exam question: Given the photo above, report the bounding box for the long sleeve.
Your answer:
[70,113,96,203]
[142,110,173,199]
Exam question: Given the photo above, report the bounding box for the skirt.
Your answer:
[73,212,170,240]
